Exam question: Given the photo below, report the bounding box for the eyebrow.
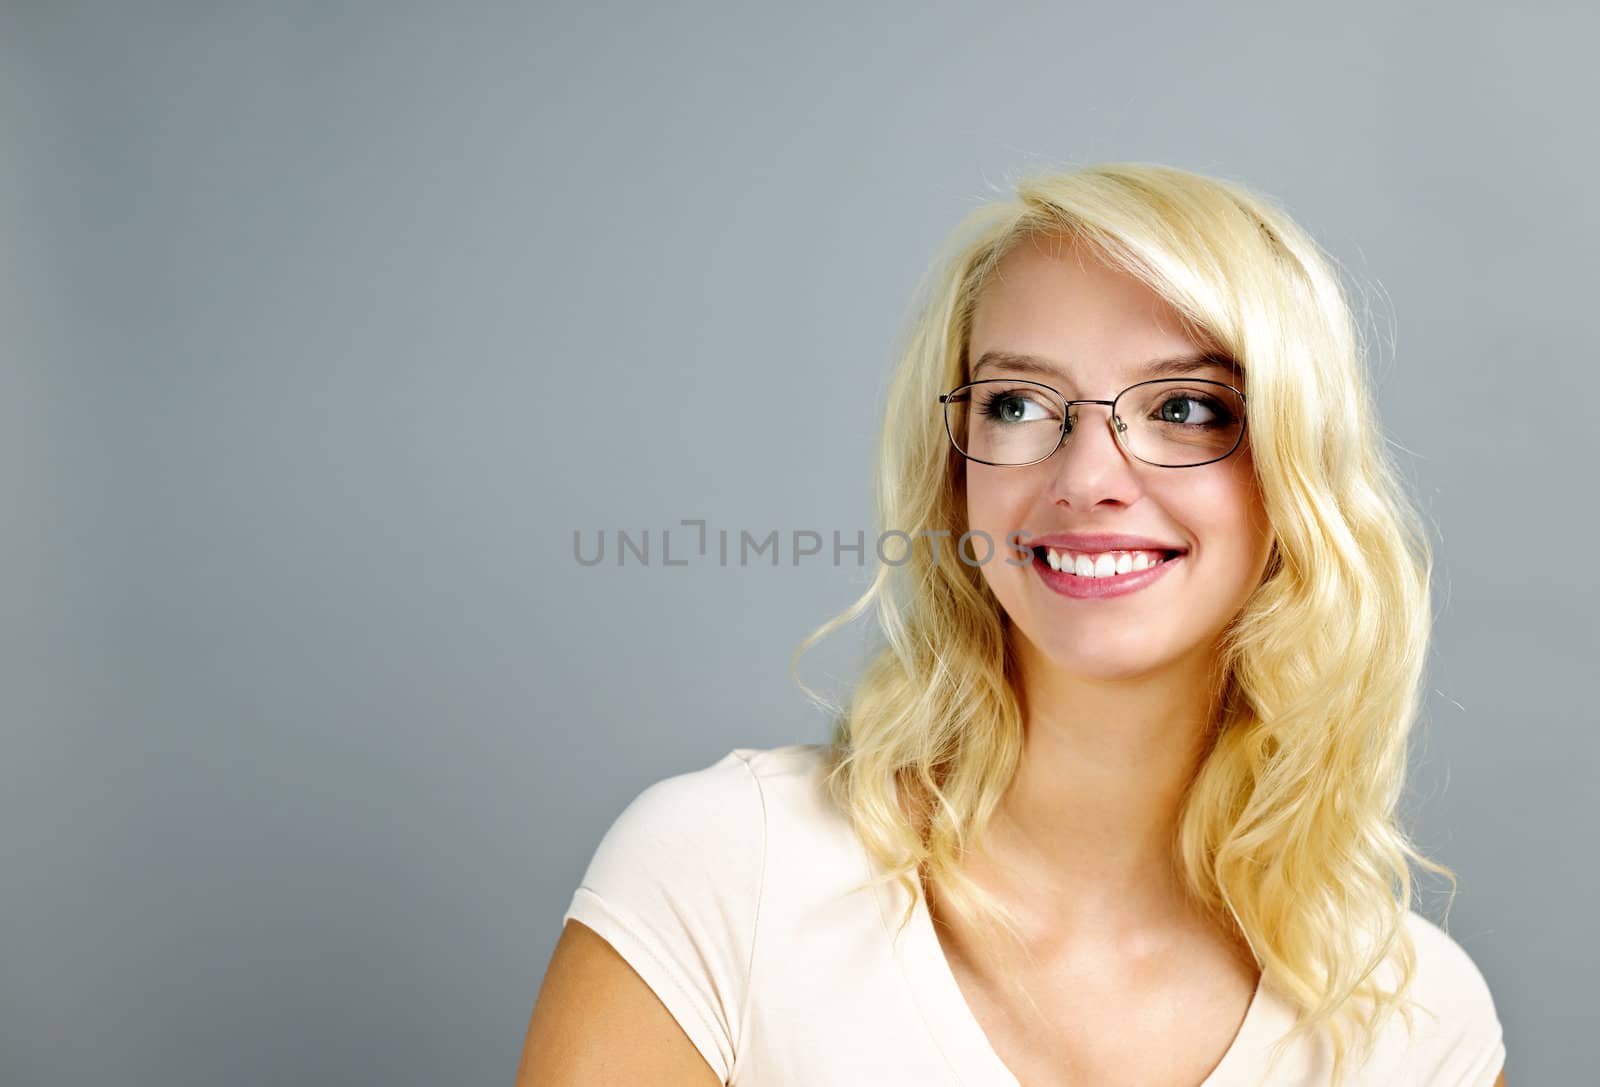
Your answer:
[971,350,1242,385]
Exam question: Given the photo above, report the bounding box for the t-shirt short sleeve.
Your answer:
[561,750,766,1084]
[1405,913,1508,1086]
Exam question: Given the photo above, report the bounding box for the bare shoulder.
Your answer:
[515,918,723,1086]
[1493,1070,1507,1086]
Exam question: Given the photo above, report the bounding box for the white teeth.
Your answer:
[1043,548,1170,578]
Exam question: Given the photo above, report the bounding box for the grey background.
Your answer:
[6,2,1591,1084]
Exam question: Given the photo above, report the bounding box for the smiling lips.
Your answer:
[1030,545,1184,599]
[1040,547,1173,578]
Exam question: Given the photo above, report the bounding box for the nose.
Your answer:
[1045,401,1142,508]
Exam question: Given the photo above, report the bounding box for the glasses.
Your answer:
[938,377,1247,468]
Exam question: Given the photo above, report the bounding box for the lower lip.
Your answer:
[1032,550,1184,599]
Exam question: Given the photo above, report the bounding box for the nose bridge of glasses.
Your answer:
[1062,397,1122,438]
[1055,397,1140,473]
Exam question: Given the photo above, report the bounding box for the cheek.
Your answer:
[1153,466,1267,549]
[1221,463,1271,552]
[962,471,1032,588]
[963,466,1021,531]
[1185,473,1272,570]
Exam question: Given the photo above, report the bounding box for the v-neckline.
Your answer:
[872,867,1273,1086]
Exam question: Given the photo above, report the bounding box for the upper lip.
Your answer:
[1024,532,1186,554]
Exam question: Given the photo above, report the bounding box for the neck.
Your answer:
[981,628,1227,941]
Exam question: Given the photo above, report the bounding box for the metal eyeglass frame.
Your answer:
[937,376,1249,469]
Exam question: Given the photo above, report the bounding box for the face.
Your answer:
[961,235,1275,683]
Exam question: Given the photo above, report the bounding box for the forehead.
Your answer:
[968,236,1234,390]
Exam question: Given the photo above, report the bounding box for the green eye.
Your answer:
[1154,394,1230,427]
[978,390,1052,425]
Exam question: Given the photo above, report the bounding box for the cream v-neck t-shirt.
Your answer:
[561,744,1507,1085]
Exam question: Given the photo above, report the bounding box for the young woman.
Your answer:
[519,163,1508,1085]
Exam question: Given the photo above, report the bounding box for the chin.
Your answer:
[1046,651,1177,683]
[1027,628,1193,683]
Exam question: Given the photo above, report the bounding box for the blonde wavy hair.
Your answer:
[791,161,1456,1084]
